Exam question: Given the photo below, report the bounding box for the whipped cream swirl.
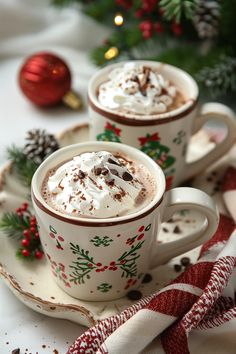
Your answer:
[46,151,145,218]
[98,63,177,114]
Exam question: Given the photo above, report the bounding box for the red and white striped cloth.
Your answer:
[68,166,236,354]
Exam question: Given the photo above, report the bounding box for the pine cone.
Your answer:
[23,129,59,164]
[193,0,220,39]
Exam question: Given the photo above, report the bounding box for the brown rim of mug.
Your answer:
[32,192,163,227]
[88,96,199,127]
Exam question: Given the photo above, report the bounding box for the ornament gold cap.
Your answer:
[62,91,83,110]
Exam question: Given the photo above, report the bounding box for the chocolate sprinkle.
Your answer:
[101,168,109,175]
[142,273,152,283]
[173,225,181,234]
[94,167,102,176]
[110,168,119,176]
[78,170,85,179]
[107,179,115,186]
[12,350,20,354]
[114,193,121,200]
[127,290,142,301]
[108,158,120,166]
[122,171,133,181]
[180,257,190,266]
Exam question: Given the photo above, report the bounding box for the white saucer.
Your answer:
[0,123,227,327]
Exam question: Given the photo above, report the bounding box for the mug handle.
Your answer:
[150,187,219,268]
[183,102,236,181]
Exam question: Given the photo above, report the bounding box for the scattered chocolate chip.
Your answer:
[142,273,152,283]
[174,264,182,272]
[108,158,120,166]
[173,225,181,234]
[78,170,85,179]
[114,193,121,200]
[162,227,169,233]
[167,218,174,223]
[180,257,190,266]
[127,290,142,301]
[101,168,109,175]
[122,171,133,181]
[94,167,102,176]
[110,168,119,176]
[12,350,20,354]
[107,179,115,186]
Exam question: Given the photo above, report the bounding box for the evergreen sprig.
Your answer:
[197,56,236,97]
[0,203,43,261]
[159,0,198,23]
[7,145,39,187]
[0,212,30,239]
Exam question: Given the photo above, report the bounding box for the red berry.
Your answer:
[16,207,22,213]
[139,20,153,32]
[21,238,30,247]
[58,236,64,242]
[112,267,118,271]
[135,9,144,18]
[138,225,145,232]
[104,266,108,270]
[35,250,44,259]
[30,227,36,234]
[172,22,182,36]
[23,229,31,239]
[96,262,102,267]
[110,261,116,266]
[34,232,40,239]
[142,0,156,12]
[22,249,30,257]
[95,269,100,273]
[88,263,93,268]
[143,30,152,39]
[154,22,164,33]
[21,202,29,211]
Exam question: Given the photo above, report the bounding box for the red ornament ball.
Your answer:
[18,52,71,106]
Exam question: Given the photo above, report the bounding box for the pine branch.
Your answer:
[196,56,236,97]
[7,146,39,187]
[0,203,43,261]
[0,212,29,239]
[159,0,198,23]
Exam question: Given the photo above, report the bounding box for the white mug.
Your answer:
[32,142,219,301]
[88,60,236,188]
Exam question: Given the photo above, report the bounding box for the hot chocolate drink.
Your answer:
[41,151,156,218]
[98,62,185,115]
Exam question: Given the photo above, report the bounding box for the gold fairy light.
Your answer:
[104,47,119,60]
[114,13,124,26]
